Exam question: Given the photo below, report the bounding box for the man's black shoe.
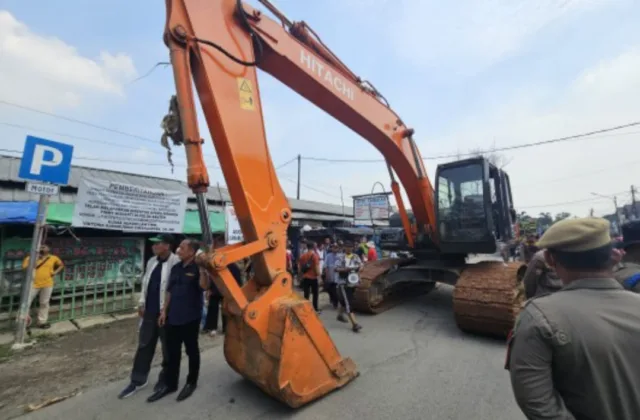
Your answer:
[176,383,197,402]
[153,380,165,393]
[146,385,176,402]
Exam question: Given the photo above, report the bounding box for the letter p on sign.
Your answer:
[18,136,74,185]
[31,145,63,175]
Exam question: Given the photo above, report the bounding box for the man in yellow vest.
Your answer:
[21,241,64,329]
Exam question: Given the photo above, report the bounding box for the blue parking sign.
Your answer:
[18,136,74,185]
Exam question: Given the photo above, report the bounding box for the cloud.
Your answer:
[418,47,640,216]
[132,146,155,162]
[387,0,608,74]
[275,46,640,218]
[0,10,137,111]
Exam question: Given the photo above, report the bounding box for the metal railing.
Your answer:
[0,236,144,331]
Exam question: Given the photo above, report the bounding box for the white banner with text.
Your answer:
[353,193,391,223]
[225,204,244,244]
[72,177,187,233]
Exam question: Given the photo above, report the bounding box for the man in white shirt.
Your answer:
[118,234,180,399]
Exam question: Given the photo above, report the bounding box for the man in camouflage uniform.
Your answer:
[612,220,640,293]
[506,218,640,420]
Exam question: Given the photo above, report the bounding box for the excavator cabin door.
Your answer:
[434,157,516,255]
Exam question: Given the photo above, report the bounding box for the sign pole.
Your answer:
[13,194,49,348]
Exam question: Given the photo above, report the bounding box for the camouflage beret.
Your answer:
[536,217,611,252]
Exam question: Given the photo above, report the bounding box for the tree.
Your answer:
[517,211,531,222]
[468,146,511,168]
[538,212,553,227]
[554,212,571,222]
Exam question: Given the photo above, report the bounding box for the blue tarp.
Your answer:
[0,201,38,224]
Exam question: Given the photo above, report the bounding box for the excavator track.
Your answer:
[352,259,436,314]
[452,261,524,338]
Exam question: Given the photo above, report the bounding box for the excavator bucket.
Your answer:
[220,278,358,408]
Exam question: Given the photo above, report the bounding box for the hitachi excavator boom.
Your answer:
[163,0,523,409]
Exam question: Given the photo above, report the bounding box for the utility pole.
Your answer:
[613,195,621,231]
[632,185,638,220]
[296,154,301,200]
[591,192,621,234]
[589,208,594,217]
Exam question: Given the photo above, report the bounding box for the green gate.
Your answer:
[0,236,144,330]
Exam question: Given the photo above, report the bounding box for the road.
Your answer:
[19,285,525,420]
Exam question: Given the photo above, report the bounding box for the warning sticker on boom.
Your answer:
[237,77,255,111]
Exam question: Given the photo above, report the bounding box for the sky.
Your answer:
[1,0,640,219]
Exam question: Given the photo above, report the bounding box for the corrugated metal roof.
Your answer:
[291,211,350,221]
[0,156,353,217]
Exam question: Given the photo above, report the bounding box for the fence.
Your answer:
[0,235,144,331]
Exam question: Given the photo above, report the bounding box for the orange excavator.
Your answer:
[162,0,523,409]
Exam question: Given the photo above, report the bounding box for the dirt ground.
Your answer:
[0,317,224,420]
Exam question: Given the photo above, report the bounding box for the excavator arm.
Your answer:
[165,0,438,252]
[163,0,437,408]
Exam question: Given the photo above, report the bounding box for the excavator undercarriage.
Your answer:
[352,257,524,337]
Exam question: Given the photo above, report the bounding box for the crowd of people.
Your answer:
[294,238,376,333]
[116,233,378,403]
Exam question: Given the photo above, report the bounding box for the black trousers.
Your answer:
[130,313,168,386]
[302,278,319,311]
[204,294,228,333]
[165,319,201,389]
[324,283,339,308]
[337,284,355,314]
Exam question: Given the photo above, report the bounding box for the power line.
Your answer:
[0,149,193,168]
[3,99,639,164]
[0,114,346,194]
[0,122,159,153]
[521,191,630,209]
[0,149,339,202]
[7,147,631,209]
[279,175,342,199]
[517,158,640,188]
[0,149,312,183]
[300,122,640,163]
[275,156,298,170]
[0,99,158,144]
[8,117,634,196]
[1,120,296,174]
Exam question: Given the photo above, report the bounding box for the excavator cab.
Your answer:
[435,157,516,255]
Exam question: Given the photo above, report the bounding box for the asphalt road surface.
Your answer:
[20,285,525,420]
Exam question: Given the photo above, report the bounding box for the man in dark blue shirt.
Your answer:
[119,234,179,400]
[148,239,205,403]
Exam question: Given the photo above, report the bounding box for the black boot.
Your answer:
[176,383,197,402]
[147,385,176,402]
